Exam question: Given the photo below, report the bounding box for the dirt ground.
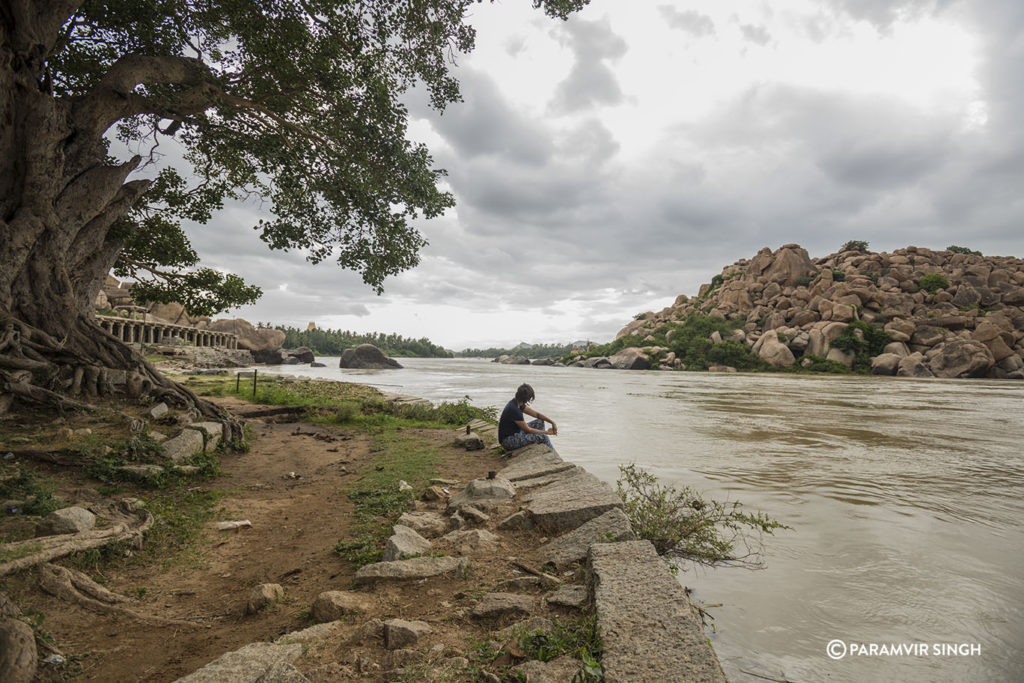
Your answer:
[1,395,582,682]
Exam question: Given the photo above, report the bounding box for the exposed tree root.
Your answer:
[0,502,153,577]
[0,313,243,442]
[37,563,206,629]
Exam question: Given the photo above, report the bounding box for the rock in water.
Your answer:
[339,344,403,369]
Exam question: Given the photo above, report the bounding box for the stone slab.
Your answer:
[540,508,636,569]
[511,467,580,493]
[174,642,305,683]
[382,524,432,562]
[523,470,623,534]
[496,445,570,481]
[588,541,726,683]
[353,556,468,585]
[188,422,223,451]
[163,429,205,463]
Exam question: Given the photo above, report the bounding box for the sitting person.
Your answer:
[498,383,557,451]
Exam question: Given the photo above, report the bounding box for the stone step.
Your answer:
[353,556,469,585]
[522,470,623,534]
[540,507,636,569]
[588,541,727,683]
[497,445,576,482]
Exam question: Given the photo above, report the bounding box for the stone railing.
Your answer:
[96,315,238,349]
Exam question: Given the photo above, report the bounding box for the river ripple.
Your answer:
[257,358,1024,682]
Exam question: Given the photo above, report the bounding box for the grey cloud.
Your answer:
[421,69,552,166]
[549,17,627,113]
[657,6,716,37]
[740,24,771,46]
[819,0,951,30]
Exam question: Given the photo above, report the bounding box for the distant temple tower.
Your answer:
[307,322,317,331]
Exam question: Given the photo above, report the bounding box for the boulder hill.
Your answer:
[611,244,1024,380]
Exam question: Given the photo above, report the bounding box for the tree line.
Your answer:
[269,326,452,358]
[456,343,577,359]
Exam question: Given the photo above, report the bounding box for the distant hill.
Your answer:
[456,342,577,359]
[568,243,1023,379]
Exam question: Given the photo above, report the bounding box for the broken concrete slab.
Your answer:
[589,541,726,683]
[539,507,636,569]
[523,470,623,534]
[440,529,499,554]
[382,524,432,562]
[353,556,469,585]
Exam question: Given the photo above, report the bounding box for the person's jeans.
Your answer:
[500,418,552,451]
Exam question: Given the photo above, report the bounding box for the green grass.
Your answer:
[0,469,63,516]
[334,432,441,567]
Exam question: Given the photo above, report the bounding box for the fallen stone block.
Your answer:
[447,477,515,510]
[440,529,499,554]
[246,583,284,614]
[513,655,581,683]
[173,642,305,683]
[589,541,726,683]
[163,429,206,464]
[471,593,534,620]
[311,591,371,623]
[497,510,534,531]
[149,402,169,419]
[546,584,588,609]
[354,556,469,585]
[384,619,432,650]
[496,445,574,482]
[382,525,432,562]
[187,422,223,451]
[397,511,447,538]
[511,467,580,493]
[524,471,623,534]
[456,505,490,524]
[36,507,95,536]
[539,508,636,569]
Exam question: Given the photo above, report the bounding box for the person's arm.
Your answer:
[522,405,557,435]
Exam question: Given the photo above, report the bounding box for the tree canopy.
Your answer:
[2,0,589,316]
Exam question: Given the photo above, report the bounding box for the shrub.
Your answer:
[842,240,869,252]
[947,245,982,256]
[830,320,893,372]
[831,270,846,282]
[793,273,816,288]
[616,464,789,568]
[918,273,950,294]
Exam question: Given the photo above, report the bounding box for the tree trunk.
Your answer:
[0,9,225,422]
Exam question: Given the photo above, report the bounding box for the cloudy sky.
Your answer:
[180,0,1023,351]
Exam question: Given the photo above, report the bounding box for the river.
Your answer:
[256,357,1024,682]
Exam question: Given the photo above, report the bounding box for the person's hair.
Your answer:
[515,383,535,404]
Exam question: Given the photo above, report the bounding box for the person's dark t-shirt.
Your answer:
[498,399,524,442]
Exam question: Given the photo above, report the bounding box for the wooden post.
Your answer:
[236,372,240,393]
[253,368,257,397]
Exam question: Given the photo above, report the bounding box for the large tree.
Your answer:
[0,0,588,415]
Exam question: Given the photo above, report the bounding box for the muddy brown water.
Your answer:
[261,357,1024,682]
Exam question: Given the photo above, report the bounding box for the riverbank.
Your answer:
[0,373,724,681]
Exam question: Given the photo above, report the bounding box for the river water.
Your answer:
[257,358,1024,682]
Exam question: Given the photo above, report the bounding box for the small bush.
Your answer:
[842,240,869,252]
[793,273,816,287]
[616,464,789,568]
[829,320,893,372]
[918,273,950,294]
[831,270,846,282]
[947,245,982,256]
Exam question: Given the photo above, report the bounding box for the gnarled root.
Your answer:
[0,502,153,577]
[37,564,206,629]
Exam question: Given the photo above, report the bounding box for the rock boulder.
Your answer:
[339,344,402,369]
